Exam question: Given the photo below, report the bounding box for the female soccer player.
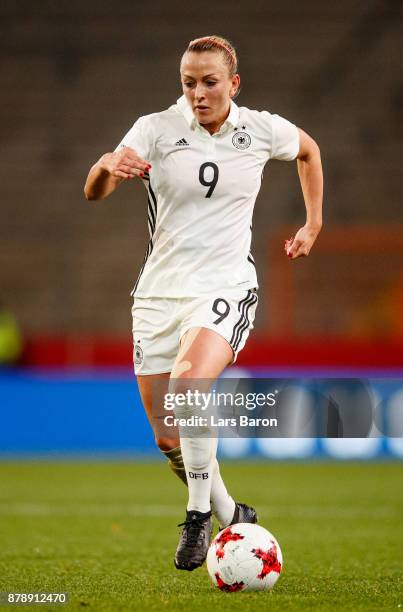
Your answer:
[84,35,323,571]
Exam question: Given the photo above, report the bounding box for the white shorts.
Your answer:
[131,288,258,375]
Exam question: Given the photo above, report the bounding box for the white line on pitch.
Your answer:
[0,504,399,519]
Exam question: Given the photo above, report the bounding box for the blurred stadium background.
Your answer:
[1,0,402,461]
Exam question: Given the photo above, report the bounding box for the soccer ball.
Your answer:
[206,523,283,592]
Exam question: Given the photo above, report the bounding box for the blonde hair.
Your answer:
[184,35,238,76]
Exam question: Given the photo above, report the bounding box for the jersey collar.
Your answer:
[176,95,240,133]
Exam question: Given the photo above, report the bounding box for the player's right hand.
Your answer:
[99,146,151,180]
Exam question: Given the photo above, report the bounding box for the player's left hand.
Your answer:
[284,223,321,259]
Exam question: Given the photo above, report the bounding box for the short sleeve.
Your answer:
[114,115,153,160]
[270,114,300,161]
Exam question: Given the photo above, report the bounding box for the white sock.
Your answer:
[179,435,215,513]
[173,388,218,513]
[164,445,236,525]
[210,459,236,527]
[172,386,236,516]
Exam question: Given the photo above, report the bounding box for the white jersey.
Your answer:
[116,95,299,298]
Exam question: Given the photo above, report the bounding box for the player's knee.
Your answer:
[168,376,201,397]
[173,368,196,379]
[155,436,180,452]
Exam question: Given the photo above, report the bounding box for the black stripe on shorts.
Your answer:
[230,290,258,352]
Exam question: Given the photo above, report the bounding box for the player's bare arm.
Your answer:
[84,146,151,201]
[285,128,323,259]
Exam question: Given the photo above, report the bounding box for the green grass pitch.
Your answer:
[0,462,402,611]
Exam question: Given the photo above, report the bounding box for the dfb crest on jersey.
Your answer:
[134,342,143,365]
[232,131,251,150]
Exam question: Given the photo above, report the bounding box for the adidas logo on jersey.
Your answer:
[175,138,190,146]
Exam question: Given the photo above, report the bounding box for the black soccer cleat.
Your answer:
[174,510,213,571]
[229,502,258,526]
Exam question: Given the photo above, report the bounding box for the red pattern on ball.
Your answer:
[215,572,245,592]
[214,526,245,559]
[252,541,282,579]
